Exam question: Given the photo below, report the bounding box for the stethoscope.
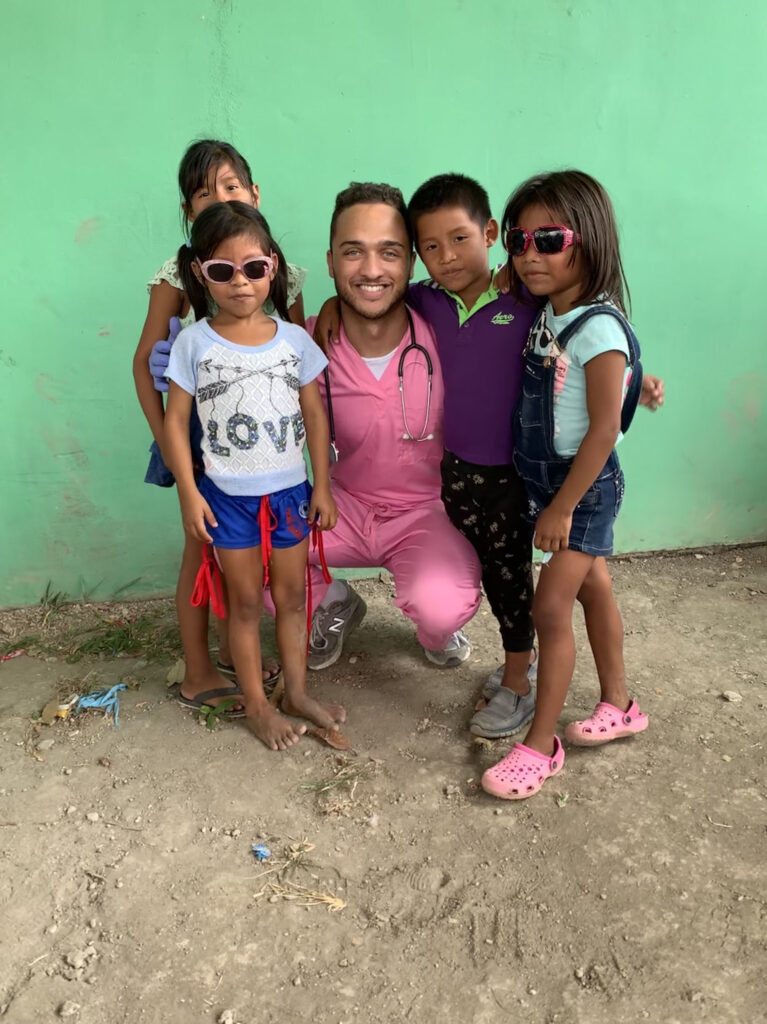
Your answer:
[323,308,434,463]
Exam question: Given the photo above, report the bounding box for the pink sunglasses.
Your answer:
[505,225,581,257]
[196,254,276,284]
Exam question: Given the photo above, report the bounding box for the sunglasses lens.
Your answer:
[535,229,567,254]
[243,259,269,281]
[507,229,527,257]
[205,262,234,283]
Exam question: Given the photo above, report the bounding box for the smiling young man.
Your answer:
[305,182,482,670]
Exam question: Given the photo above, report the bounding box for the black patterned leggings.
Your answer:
[440,451,534,653]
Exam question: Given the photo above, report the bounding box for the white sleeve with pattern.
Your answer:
[146,255,183,293]
[286,263,307,308]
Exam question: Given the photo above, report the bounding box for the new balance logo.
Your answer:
[491,313,515,325]
[327,617,345,634]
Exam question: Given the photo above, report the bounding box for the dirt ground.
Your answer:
[0,546,765,1024]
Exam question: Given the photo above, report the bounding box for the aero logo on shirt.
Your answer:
[491,312,515,326]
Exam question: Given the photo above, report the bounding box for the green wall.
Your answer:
[2,0,766,607]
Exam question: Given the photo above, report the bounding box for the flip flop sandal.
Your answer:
[216,659,282,697]
[481,736,564,800]
[177,684,246,718]
[564,699,648,747]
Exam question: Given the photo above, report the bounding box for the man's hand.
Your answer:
[492,262,510,294]
[640,373,665,412]
[312,298,341,354]
[149,316,182,392]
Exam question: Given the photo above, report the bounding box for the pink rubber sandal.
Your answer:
[481,736,564,800]
[564,699,648,747]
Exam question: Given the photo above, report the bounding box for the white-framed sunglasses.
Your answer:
[196,254,276,284]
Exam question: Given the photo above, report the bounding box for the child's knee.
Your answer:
[532,593,569,635]
[228,587,263,621]
[271,582,306,617]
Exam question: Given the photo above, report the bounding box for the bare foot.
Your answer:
[281,692,347,731]
[244,704,307,751]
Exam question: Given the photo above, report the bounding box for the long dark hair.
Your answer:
[178,139,255,235]
[501,170,630,314]
[177,202,290,322]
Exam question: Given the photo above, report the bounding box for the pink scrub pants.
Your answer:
[266,485,481,650]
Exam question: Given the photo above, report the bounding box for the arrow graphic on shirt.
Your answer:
[197,359,301,404]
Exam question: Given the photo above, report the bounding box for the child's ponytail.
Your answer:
[178,201,291,323]
[265,236,290,321]
[177,239,210,322]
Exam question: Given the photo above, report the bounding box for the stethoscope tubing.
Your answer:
[324,309,435,455]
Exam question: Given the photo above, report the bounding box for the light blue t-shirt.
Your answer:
[167,317,328,497]
[529,301,631,457]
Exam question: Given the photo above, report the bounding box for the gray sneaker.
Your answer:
[423,629,472,668]
[482,650,538,701]
[307,585,367,671]
[470,683,536,739]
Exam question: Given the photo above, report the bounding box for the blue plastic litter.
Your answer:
[251,843,271,861]
[75,684,127,726]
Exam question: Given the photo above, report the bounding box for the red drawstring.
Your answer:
[306,524,333,652]
[191,510,333,655]
[258,495,278,586]
[191,544,227,619]
[312,524,332,585]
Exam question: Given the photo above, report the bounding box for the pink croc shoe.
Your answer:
[481,736,564,800]
[564,699,648,747]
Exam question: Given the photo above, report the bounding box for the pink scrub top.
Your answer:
[316,306,445,511]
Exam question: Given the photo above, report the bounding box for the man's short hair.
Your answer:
[329,182,414,250]
[408,173,492,236]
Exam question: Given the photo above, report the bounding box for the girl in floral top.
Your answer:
[133,139,306,715]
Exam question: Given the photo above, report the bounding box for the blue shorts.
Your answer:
[198,476,313,550]
[515,452,625,557]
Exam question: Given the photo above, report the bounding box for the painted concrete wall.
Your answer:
[2,0,766,607]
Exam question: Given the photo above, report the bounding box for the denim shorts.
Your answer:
[143,412,204,488]
[514,451,625,557]
[198,476,312,550]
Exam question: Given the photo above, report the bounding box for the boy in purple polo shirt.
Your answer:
[406,174,539,739]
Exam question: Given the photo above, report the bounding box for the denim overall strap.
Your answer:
[555,304,643,434]
[512,310,567,486]
[512,307,621,490]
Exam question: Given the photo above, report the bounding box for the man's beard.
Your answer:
[334,277,409,321]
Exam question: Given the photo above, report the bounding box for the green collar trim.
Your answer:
[441,273,498,327]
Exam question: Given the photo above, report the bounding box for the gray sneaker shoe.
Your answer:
[423,629,472,668]
[470,683,536,739]
[307,585,367,671]
[482,650,538,701]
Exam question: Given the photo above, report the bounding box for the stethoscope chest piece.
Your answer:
[398,310,434,443]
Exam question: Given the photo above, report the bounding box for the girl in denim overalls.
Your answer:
[482,170,649,801]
